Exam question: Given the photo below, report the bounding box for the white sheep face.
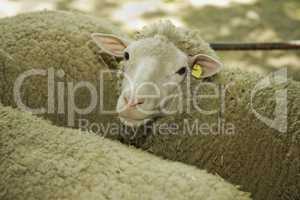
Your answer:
[92,33,222,127]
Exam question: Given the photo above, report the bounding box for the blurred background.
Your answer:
[1,0,300,79]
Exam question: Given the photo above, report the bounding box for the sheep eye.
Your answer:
[175,67,187,75]
[124,52,129,60]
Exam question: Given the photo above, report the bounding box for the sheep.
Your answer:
[0,10,121,129]
[91,21,300,200]
[91,20,223,127]
[0,104,251,200]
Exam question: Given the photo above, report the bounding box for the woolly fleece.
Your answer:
[0,105,251,200]
[0,10,121,128]
[136,69,300,200]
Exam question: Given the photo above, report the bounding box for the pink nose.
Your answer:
[124,96,145,108]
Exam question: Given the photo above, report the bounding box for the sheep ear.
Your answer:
[91,33,127,57]
[189,54,223,78]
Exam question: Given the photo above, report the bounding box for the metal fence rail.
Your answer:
[210,42,300,51]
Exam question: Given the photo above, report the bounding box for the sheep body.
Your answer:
[136,68,300,200]
[0,11,121,128]
[0,104,251,200]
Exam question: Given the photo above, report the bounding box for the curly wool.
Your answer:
[135,20,217,58]
[0,104,251,200]
[0,10,122,128]
[136,69,300,200]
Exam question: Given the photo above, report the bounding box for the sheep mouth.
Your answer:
[119,116,152,127]
[118,110,160,127]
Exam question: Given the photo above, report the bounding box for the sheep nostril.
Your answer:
[125,98,145,107]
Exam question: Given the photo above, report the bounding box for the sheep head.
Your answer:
[92,23,223,127]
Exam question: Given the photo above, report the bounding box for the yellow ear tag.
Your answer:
[192,64,202,79]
